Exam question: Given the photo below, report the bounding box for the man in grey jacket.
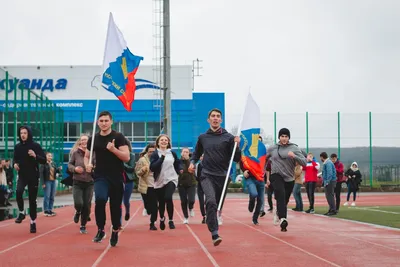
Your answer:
[267,128,307,232]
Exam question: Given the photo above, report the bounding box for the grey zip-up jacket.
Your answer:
[267,142,307,182]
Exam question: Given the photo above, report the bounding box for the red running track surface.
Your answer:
[0,194,399,267]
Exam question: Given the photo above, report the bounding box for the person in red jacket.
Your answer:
[330,154,344,211]
[303,152,320,214]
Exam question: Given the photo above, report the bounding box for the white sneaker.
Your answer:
[351,202,356,207]
[142,209,148,216]
[218,216,223,226]
[189,209,195,217]
[183,218,189,224]
[343,202,349,206]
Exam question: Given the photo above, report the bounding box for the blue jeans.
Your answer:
[123,181,134,215]
[293,183,303,210]
[43,180,56,212]
[247,177,265,221]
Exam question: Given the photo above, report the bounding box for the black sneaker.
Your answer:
[201,216,206,224]
[149,223,157,231]
[73,212,80,224]
[30,222,36,233]
[260,211,266,217]
[252,219,259,225]
[280,218,288,232]
[93,229,106,243]
[49,211,56,216]
[212,235,222,246]
[87,216,91,222]
[110,229,119,247]
[160,218,165,231]
[169,220,175,229]
[80,226,87,234]
[248,198,255,213]
[125,213,130,221]
[15,213,26,224]
[267,208,273,212]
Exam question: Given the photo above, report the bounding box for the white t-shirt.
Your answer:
[154,149,178,189]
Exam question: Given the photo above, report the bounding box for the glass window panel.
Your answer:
[120,122,133,137]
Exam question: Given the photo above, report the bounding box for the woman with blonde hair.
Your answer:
[68,133,94,234]
[150,134,181,230]
[135,143,157,230]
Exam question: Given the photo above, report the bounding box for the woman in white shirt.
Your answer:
[150,134,181,230]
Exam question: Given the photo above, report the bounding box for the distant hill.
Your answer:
[303,146,400,168]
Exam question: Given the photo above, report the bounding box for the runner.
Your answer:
[267,128,307,232]
[189,108,241,246]
[85,111,130,247]
[13,126,46,233]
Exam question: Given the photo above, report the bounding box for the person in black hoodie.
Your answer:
[13,125,46,233]
[189,108,241,246]
[178,148,197,224]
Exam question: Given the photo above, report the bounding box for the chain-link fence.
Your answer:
[0,69,65,197]
[229,112,400,189]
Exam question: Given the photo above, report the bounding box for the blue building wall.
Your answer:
[49,92,225,155]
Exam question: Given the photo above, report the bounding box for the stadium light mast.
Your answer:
[163,0,172,138]
[192,58,203,91]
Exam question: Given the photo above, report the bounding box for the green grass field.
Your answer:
[288,204,400,229]
[313,206,400,229]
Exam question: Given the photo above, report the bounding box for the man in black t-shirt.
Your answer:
[84,111,130,247]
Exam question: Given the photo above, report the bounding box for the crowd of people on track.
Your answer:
[1,108,362,247]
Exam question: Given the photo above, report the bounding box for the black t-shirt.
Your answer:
[87,130,127,178]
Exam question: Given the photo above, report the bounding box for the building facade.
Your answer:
[0,65,225,162]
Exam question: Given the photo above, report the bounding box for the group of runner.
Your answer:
[10,107,361,248]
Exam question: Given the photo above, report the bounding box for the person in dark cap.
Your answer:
[267,128,307,232]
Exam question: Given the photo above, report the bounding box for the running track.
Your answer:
[0,194,399,267]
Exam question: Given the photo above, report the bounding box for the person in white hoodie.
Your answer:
[150,134,182,230]
[344,162,362,207]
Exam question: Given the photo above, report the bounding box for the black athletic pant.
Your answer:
[73,180,94,227]
[306,182,316,210]
[197,182,206,217]
[141,187,158,224]
[155,181,176,220]
[270,173,294,219]
[335,182,344,211]
[94,176,124,231]
[16,177,39,220]
[200,174,225,236]
[267,183,274,210]
[178,185,196,219]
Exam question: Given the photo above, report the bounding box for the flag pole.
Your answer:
[89,12,112,165]
[89,76,102,165]
[217,89,249,212]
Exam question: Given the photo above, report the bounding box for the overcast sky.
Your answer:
[1,0,400,147]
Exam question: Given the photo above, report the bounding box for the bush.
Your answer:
[228,182,243,188]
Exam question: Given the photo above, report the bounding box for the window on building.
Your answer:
[133,122,145,141]
[147,122,161,141]
[82,123,93,134]
[120,122,133,139]
[68,123,80,142]
[63,123,68,142]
